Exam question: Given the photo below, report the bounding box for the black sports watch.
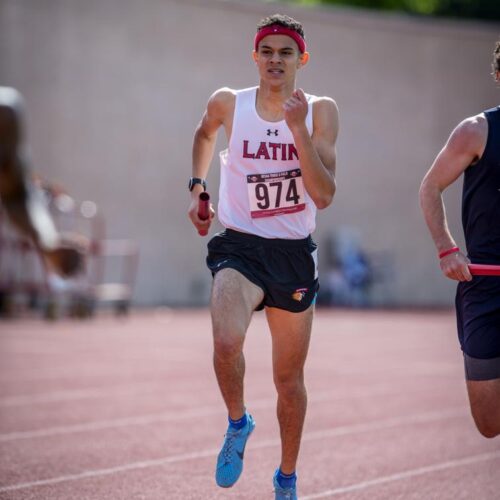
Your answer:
[188,177,207,192]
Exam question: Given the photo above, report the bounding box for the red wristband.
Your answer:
[439,246,460,259]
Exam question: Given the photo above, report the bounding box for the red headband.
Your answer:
[254,25,306,54]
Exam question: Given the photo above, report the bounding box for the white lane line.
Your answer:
[302,408,467,442]
[0,407,222,442]
[0,407,468,492]
[0,378,354,408]
[0,385,400,442]
[257,407,467,448]
[0,447,221,493]
[0,363,461,408]
[0,379,397,408]
[0,383,162,407]
[301,451,500,499]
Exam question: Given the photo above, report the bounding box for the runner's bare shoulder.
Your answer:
[206,87,236,121]
[312,96,339,137]
[313,96,338,115]
[449,113,488,162]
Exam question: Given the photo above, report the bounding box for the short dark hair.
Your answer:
[493,41,500,74]
[256,14,305,40]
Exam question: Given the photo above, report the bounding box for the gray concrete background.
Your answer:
[1,0,498,306]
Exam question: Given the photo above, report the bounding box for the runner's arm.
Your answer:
[419,115,487,281]
[285,90,338,209]
[189,88,234,230]
[0,91,84,276]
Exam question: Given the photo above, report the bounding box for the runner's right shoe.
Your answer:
[215,413,255,488]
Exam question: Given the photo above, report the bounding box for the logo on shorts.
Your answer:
[292,288,308,301]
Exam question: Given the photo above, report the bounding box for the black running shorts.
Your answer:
[456,277,500,380]
[206,229,319,313]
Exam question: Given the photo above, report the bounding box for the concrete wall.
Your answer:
[1,0,498,306]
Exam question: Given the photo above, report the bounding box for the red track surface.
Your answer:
[0,309,499,499]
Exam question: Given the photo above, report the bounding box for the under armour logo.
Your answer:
[267,129,278,136]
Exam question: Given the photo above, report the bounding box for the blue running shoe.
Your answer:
[273,469,298,500]
[215,413,255,488]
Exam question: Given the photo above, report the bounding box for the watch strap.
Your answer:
[189,177,206,191]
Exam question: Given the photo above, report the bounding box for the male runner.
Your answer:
[419,42,500,438]
[0,86,84,277]
[188,14,338,499]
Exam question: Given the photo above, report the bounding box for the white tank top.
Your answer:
[218,86,317,239]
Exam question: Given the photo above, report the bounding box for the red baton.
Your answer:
[468,264,500,276]
[197,192,210,236]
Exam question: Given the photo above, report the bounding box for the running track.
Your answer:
[0,309,499,499]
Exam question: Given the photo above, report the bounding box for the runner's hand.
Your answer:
[283,88,308,131]
[188,194,214,235]
[440,251,472,281]
[43,233,87,277]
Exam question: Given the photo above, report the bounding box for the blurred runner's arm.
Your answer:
[0,88,57,249]
[0,87,84,277]
[419,116,487,282]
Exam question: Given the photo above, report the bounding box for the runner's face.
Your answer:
[253,35,305,84]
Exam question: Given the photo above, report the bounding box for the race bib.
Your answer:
[247,169,306,219]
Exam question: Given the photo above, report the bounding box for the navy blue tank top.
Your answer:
[461,106,500,264]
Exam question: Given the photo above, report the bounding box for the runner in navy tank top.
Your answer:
[420,41,500,439]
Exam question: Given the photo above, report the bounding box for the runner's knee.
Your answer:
[213,329,245,360]
[273,371,305,399]
[469,394,500,438]
[472,414,500,438]
[466,367,500,439]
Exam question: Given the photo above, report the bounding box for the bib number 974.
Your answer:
[247,169,306,219]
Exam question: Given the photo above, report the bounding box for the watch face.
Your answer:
[189,178,205,191]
